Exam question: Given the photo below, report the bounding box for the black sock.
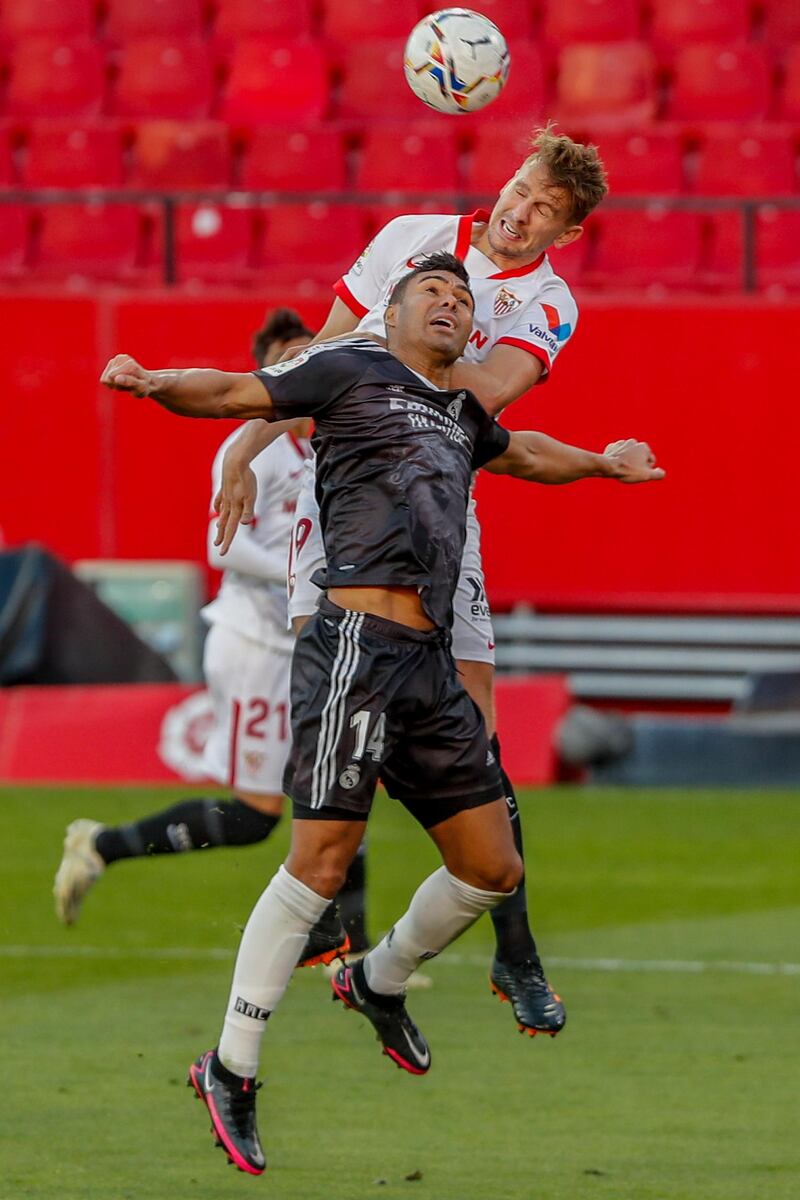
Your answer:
[95,798,281,865]
[489,735,539,964]
[336,842,370,953]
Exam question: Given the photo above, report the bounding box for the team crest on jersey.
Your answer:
[447,396,463,421]
[339,764,361,790]
[494,286,522,316]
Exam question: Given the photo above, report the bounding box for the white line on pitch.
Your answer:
[1,945,799,977]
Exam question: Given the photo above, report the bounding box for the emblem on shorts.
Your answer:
[339,764,361,789]
[486,749,496,766]
[494,285,522,316]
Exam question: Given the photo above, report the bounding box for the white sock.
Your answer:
[363,866,513,996]
[217,864,329,1077]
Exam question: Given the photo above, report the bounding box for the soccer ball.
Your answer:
[404,8,510,116]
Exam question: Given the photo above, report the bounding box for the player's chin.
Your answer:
[425,326,464,354]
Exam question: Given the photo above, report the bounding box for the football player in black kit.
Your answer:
[101,252,664,1176]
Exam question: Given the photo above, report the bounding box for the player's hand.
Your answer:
[100,354,155,397]
[603,439,666,483]
[213,453,258,555]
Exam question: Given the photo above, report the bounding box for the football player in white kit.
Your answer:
[214,127,609,1035]
[53,310,363,962]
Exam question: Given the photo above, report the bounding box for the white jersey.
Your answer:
[202,428,311,653]
[334,209,578,377]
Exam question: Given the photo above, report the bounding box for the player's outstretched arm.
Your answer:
[484,431,666,485]
[100,354,273,421]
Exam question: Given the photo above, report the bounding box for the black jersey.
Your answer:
[253,341,509,629]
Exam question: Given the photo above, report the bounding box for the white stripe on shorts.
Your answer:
[310,610,364,808]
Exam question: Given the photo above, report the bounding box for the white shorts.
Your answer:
[201,622,293,795]
[286,465,495,665]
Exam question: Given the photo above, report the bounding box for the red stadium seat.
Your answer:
[590,129,685,195]
[757,206,800,291]
[463,121,537,193]
[213,0,314,40]
[466,1,536,40]
[112,38,215,120]
[221,40,329,125]
[543,0,639,46]
[697,210,744,290]
[129,121,232,189]
[649,0,751,49]
[322,0,421,42]
[0,205,30,278]
[0,124,14,186]
[694,130,797,197]
[777,45,800,121]
[458,40,546,124]
[31,202,163,284]
[554,42,657,128]
[241,127,347,191]
[175,202,261,284]
[763,0,800,47]
[104,0,205,41]
[354,127,460,193]
[22,121,125,188]
[337,40,427,120]
[668,46,772,122]
[581,208,704,290]
[264,202,368,284]
[6,38,106,118]
[0,0,96,39]
[368,199,457,234]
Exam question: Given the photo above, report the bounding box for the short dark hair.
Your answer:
[387,251,473,308]
[251,308,314,366]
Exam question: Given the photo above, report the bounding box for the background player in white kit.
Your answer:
[53,311,357,961]
[215,127,608,1035]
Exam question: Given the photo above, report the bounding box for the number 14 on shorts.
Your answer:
[349,710,386,762]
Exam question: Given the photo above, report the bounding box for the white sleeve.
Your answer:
[206,519,288,582]
[206,441,287,583]
[496,290,579,379]
[333,215,424,317]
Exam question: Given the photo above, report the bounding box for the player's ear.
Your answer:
[552,225,583,250]
[384,302,398,334]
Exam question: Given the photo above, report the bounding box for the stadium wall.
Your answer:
[2,290,797,612]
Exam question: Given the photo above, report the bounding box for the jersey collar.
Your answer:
[456,209,546,278]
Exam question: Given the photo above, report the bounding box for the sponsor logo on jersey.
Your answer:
[406,254,430,269]
[469,328,489,350]
[350,238,375,277]
[541,303,572,341]
[493,285,522,316]
[389,396,470,448]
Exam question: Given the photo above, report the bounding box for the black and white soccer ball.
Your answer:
[404,8,510,116]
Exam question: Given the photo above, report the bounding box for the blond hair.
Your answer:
[524,124,608,224]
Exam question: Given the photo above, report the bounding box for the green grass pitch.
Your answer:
[1,785,799,1200]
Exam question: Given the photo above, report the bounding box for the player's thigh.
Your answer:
[382,649,504,829]
[202,624,292,796]
[287,475,325,624]
[426,798,522,893]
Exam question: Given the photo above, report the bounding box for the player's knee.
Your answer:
[474,850,523,896]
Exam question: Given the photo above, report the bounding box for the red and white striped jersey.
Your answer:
[202,428,311,651]
[334,209,578,379]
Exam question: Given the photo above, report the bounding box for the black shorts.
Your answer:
[283,599,504,827]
